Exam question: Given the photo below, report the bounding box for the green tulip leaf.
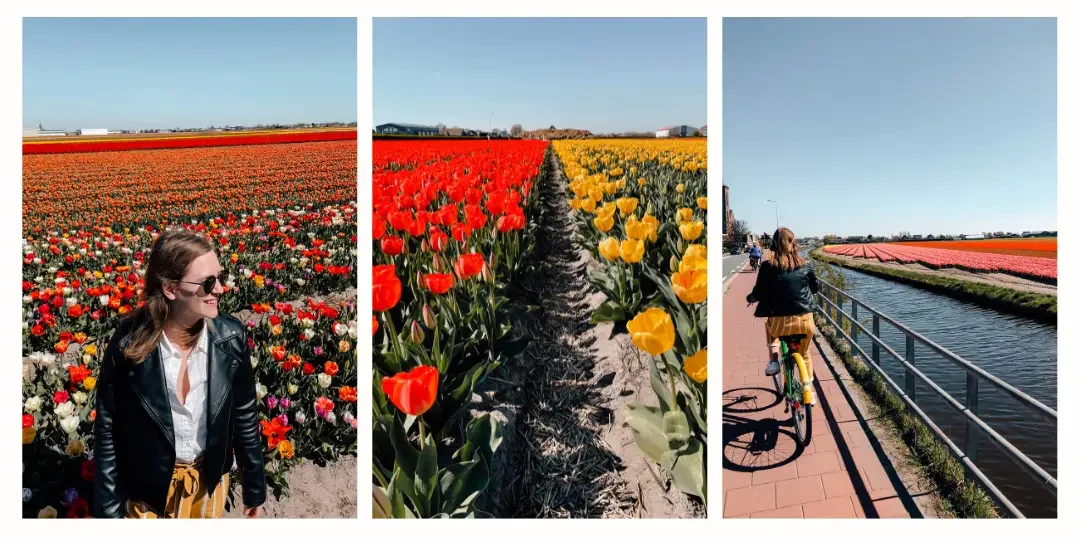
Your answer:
[590,301,626,324]
[414,437,438,510]
[625,404,668,464]
[664,437,706,504]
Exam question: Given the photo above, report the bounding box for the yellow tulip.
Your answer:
[603,182,619,196]
[671,268,708,304]
[642,214,660,242]
[627,308,676,356]
[676,208,694,223]
[83,343,97,356]
[625,215,648,241]
[38,506,57,519]
[683,349,707,383]
[598,202,617,218]
[684,244,707,261]
[676,183,686,194]
[680,221,704,241]
[589,187,604,202]
[582,198,597,213]
[616,197,639,216]
[629,166,638,176]
[638,178,647,187]
[569,198,582,210]
[22,427,36,445]
[83,376,97,390]
[593,213,615,233]
[598,237,621,261]
[697,196,708,210]
[66,439,85,457]
[620,238,645,263]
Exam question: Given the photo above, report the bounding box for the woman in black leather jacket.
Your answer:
[746,227,821,404]
[94,230,265,518]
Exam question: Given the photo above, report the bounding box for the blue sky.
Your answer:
[374,18,707,133]
[723,18,1056,239]
[23,18,357,130]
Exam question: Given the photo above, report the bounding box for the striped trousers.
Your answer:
[765,311,816,382]
[124,460,230,519]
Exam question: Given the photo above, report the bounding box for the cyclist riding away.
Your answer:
[748,243,762,270]
[745,227,821,405]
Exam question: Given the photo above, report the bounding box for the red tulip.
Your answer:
[423,273,454,295]
[454,253,485,280]
[380,235,404,256]
[373,265,402,312]
[381,365,439,416]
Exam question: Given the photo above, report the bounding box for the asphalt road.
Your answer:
[723,253,749,285]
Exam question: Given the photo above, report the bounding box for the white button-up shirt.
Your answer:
[159,324,209,463]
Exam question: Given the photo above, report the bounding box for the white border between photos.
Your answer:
[0,0,1073,535]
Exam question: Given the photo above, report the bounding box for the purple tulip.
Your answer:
[62,488,79,507]
[314,346,324,357]
[280,397,292,409]
[277,414,289,426]
[266,395,278,410]
[246,320,256,329]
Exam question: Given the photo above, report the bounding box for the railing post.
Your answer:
[851,301,859,348]
[872,315,881,365]
[965,371,980,479]
[905,334,915,395]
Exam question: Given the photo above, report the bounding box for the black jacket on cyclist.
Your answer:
[746,260,820,318]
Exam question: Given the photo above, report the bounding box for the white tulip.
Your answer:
[99,296,109,306]
[23,295,32,304]
[60,416,80,435]
[288,384,298,396]
[303,329,315,340]
[34,276,43,283]
[24,396,42,413]
[55,401,75,418]
[40,354,57,368]
[295,278,306,286]
[256,383,267,400]
[72,392,88,406]
[66,297,77,306]
[317,373,332,389]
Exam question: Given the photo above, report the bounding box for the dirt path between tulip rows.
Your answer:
[480,150,702,518]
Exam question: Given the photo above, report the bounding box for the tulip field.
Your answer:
[372,140,546,518]
[21,130,359,518]
[556,139,708,508]
[823,241,1057,282]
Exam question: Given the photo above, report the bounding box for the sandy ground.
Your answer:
[819,252,1056,296]
[224,456,357,518]
[481,151,703,518]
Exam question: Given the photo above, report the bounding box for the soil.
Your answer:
[480,149,703,518]
[223,456,357,518]
[818,252,1056,296]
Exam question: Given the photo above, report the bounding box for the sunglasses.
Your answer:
[177,271,228,295]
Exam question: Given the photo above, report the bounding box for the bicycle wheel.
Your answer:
[788,355,813,447]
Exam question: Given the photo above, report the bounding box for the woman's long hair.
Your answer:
[123,229,213,364]
[769,227,807,272]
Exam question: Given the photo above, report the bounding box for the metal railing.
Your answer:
[814,280,1057,519]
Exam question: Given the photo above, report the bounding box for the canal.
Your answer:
[816,261,1057,518]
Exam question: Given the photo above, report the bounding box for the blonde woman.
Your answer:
[745,227,821,405]
[94,230,265,518]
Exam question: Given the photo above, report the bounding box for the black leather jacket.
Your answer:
[93,314,266,518]
[746,260,820,318]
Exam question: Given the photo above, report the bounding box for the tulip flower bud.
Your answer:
[422,304,437,329]
[488,252,497,271]
[420,239,429,253]
[482,262,495,284]
[410,320,425,345]
[432,255,443,272]
[670,255,680,273]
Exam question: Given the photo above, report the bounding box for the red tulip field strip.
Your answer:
[371,140,547,518]
[823,243,1057,281]
[23,128,358,154]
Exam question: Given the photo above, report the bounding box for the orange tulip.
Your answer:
[381,365,439,416]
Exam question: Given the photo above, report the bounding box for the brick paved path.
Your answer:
[722,263,915,518]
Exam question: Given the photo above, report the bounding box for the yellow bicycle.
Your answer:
[772,334,814,447]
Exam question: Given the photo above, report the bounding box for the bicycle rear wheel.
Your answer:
[788,356,813,447]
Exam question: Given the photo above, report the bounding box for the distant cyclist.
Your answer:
[748,243,763,270]
[745,227,821,405]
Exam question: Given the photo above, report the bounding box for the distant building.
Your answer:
[78,128,108,136]
[656,125,697,138]
[375,123,439,136]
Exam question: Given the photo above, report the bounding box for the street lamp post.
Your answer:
[767,199,778,231]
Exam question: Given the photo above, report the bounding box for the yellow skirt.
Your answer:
[124,460,230,519]
[765,312,816,382]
